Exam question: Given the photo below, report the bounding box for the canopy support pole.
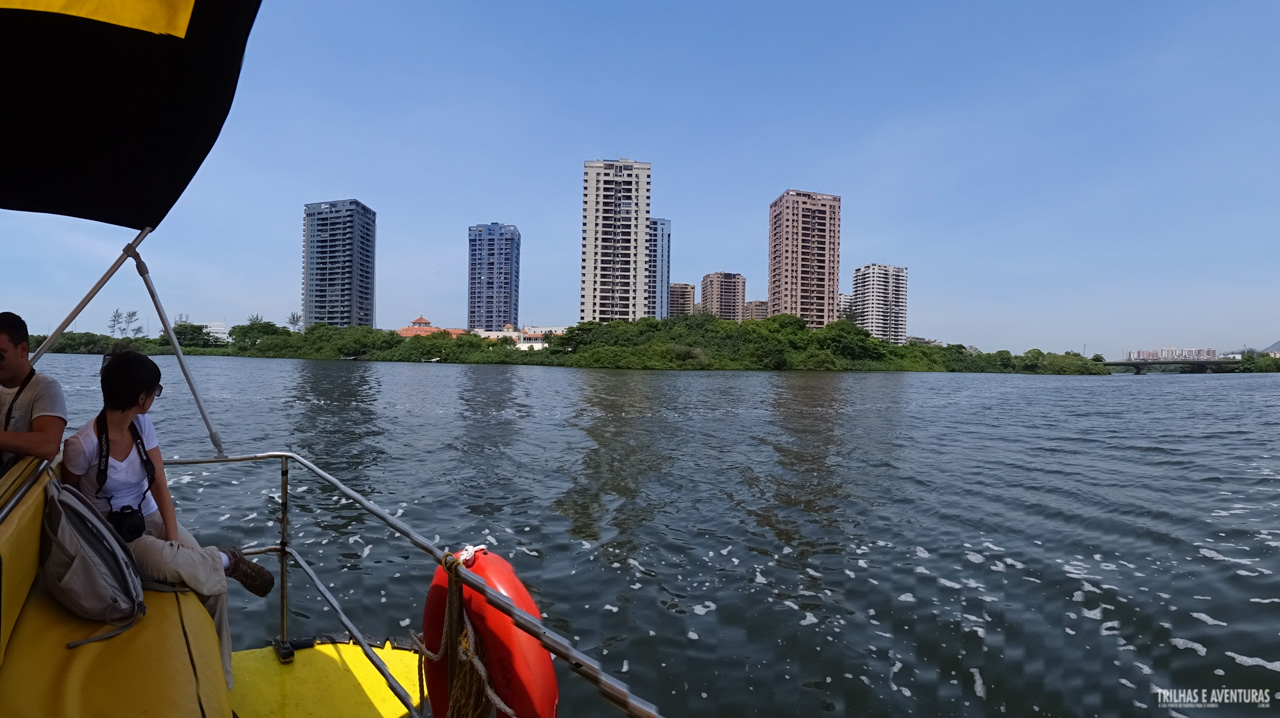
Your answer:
[126,246,227,459]
[32,226,152,363]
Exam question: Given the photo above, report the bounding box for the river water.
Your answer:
[34,354,1280,717]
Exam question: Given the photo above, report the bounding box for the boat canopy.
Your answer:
[0,0,261,230]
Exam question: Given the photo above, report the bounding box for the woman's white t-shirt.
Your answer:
[64,414,160,516]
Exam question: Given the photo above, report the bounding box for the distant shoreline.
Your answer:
[31,315,1115,376]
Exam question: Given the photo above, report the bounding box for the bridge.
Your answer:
[1103,359,1240,375]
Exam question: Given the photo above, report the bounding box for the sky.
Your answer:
[4,1,1279,359]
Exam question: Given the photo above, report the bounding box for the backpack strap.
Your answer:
[67,613,144,649]
[140,581,189,593]
[65,583,186,648]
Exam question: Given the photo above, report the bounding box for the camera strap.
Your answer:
[94,411,156,511]
[2,368,36,432]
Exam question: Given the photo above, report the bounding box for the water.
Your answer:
[35,354,1280,717]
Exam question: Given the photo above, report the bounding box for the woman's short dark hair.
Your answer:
[100,351,161,411]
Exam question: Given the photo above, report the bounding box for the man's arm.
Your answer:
[0,414,67,461]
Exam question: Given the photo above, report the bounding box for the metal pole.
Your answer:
[168,452,665,717]
[126,246,227,458]
[32,227,152,363]
[287,547,424,718]
[279,455,289,642]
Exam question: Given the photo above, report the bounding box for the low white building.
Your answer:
[471,325,572,351]
[472,329,522,342]
[516,326,570,351]
[199,321,228,342]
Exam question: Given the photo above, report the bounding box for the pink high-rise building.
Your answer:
[700,272,745,321]
[767,190,841,328]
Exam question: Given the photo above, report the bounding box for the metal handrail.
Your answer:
[0,459,52,525]
[32,227,151,364]
[32,229,228,459]
[170,451,663,718]
[285,545,422,715]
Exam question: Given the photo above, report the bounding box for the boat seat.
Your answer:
[0,459,231,717]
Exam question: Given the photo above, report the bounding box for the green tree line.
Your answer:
[1236,350,1280,373]
[31,314,1115,375]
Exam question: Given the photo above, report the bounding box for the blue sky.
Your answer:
[5,1,1279,359]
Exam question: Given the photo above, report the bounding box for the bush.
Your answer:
[34,316,1110,375]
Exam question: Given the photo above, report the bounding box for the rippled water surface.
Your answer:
[36,355,1280,716]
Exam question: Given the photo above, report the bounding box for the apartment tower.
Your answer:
[744,300,769,321]
[467,223,521,331]
[838,293,855,319]
[669,283,695,316]
[645,218,671,319]
[700,272,746,321]
[302,199,376,328]
[767,190,841,328]
[850,263,908,345]
[581,159,653,322]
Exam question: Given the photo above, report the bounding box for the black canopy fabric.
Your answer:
[0,0,261,230]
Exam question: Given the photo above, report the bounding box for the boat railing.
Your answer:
[169,451,662,718]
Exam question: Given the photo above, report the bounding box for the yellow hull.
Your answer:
[0,458,427,718]
[231,641,424,718]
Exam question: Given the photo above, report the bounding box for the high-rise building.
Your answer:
[767,190,841,328]
[468,223,520,331]
[744,300,769,321]
[838,293,855,319]
[645,218,671,319]
[303,199,376,328]
[850,263,908,345]
[670,283,695,316]
[700,272,745,321]
[581,159,654,323]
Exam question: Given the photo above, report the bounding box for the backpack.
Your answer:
[40,478,148,647]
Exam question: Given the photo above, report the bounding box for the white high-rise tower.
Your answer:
[580,159,653,323]
[851,263,908,345]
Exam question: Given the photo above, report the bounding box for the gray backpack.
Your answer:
[40,478,148,647]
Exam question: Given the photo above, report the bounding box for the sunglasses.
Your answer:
[153,384,163,398]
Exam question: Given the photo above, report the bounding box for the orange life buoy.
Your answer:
[422,546,559,717]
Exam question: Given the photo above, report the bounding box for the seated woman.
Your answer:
[62,350,272,689]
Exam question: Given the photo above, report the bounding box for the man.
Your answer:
[0,312,67,470]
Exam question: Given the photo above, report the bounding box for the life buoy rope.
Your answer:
[419,545,559,718]
[413,545,528,717]
[410,620,518,717]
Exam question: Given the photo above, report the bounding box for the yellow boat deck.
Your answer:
[231,640,425,718]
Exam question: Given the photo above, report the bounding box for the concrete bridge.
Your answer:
[1103,359,1240,375]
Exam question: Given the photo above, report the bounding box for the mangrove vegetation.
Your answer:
[31,313,1118,375]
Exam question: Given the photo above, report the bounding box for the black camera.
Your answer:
[108,504,147,543]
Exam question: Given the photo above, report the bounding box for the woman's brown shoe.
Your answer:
[224,546,275,597]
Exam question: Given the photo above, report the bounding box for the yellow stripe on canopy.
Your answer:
[0,0,195,37]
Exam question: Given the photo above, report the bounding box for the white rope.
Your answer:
[457,544,486,563]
